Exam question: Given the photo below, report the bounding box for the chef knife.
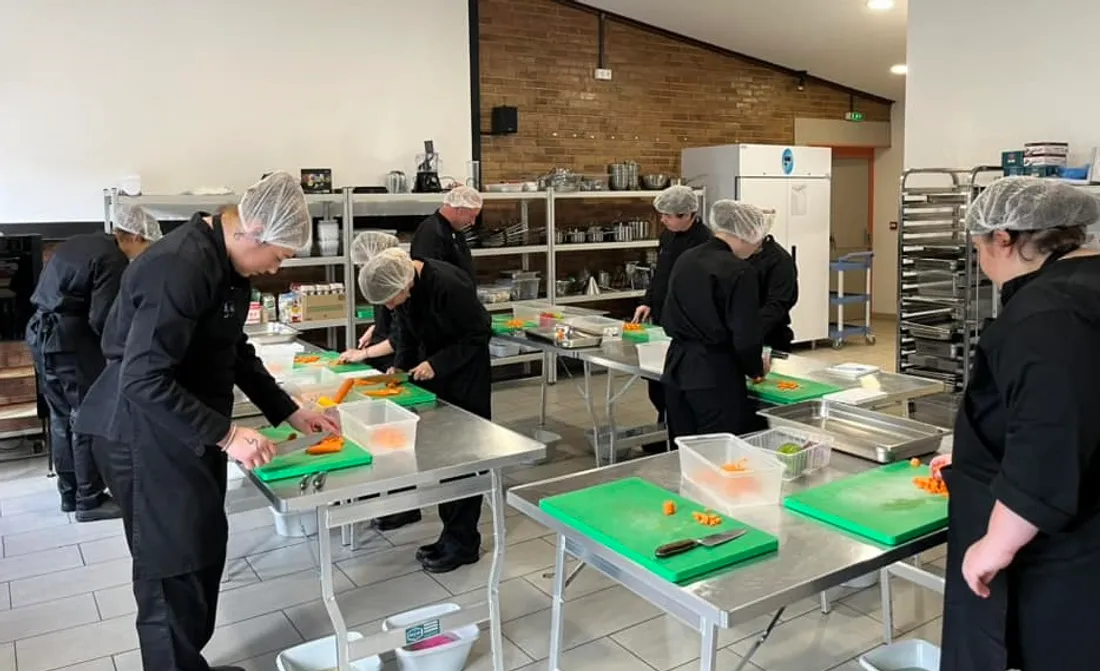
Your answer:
[273,432,336,457]
[654,529,748,559]
[359,372,409,386]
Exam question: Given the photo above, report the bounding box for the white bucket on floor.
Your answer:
[843,571,881,589]
[382,603,479,671]
[276,632,382,671]
[272,507,318,538]
[859,639,941,671]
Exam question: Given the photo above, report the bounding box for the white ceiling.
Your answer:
[578,0,908,101]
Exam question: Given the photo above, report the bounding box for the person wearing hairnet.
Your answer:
[633,185,711,453]
[659,200,766,438]
[409,185,481,280]
[24,204,162,522]
[360,247,492,572]
[924,177,1100,671]
[76,172,339,671]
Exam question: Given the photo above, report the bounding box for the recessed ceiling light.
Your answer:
[890,64,908,75]
[867,0,895,10]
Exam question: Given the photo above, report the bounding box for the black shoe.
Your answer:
[75,498,122,523]
[60,496,76,514]
[415,542,442,563]
[641,441,671,455]
[375,510,422,532]
[211,666,246,671]
[421,551,480,574]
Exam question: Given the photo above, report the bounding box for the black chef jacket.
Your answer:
[28,233,128,364]
[370,304,393,346]
[747,236,798,351]
[76,213,299,578]
[940,254,1100,671]
[392,260,492,418]
[410,211,475,281]
[660,238,764,390]
[644,217,712,325]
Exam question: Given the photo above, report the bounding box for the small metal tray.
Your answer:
[244,321,300,345]
[524,326,602,349]
[758,400,950,463]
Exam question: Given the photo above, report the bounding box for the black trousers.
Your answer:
[438,488,482,555]
[38,352,105,509]
[665,385,751,440]
[647,380,666,422]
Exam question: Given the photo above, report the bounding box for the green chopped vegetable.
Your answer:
[777,442,803,455]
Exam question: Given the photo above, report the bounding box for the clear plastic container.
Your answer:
[675,433,784,509]
[512,301,600,326]
[509,277,541,301]
[740,427,832,481]
[256,342,305,380]
[859,639,940,671]
[338,399,420,453]
[382,603,479,671]
[564,315,624,339]
[635,340,670,373]
[276,632,382,671]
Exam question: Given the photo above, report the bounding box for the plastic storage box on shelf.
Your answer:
[511,300,600,327]
[564,315,624,339]
[635,340,670,373]
[675,433,784,509]
[382,603,479,671]
[271,508,319,538]
[859,639,940,671]
[338,399,420,453]
[276,631,382,671]
[256,342,305,380]
[740,427,833,481]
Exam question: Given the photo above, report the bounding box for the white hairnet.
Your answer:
[708,200,769,244]
[653,185,699,215]
[351,231,400,266]
[966,176,1100,234]
[238,171,312,250]
[114,204,163,242]
[359,248,416,304]
[442,185,483,210]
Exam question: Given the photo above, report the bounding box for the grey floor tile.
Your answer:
[9,556,131,608]
[670,648,764,671]
[283,572,451,641]
[228,507,281,534]
[844,579,943,636]
[503,585,661,661]
[513,636,652,671]
[0,582,8,611]
[225,524,307,561]
[0,545,83,582]
[728,604,884,671]
[451,576,551,623]
[50,659,117,671]
[522,556,618,602]
[110,650,138,671]
[0,489,58,517]
[0,593,100,644]
[0,508,71,537]
[3,516,123,557]
[0,643,11,671]
[427,537,557,595]
[15,614,138,671]
[78,535,129,565]
[216,566,354,628]
[227,650,279,671]
[206,612,303,667]
[336,543,431,588]
[464,630,534,671]
[95,560,259,620]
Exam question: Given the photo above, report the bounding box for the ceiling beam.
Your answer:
[553,0,896,106]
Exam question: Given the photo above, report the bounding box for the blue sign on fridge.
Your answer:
[782,148,795,175]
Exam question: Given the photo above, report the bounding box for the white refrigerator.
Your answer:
[681,143,832,344]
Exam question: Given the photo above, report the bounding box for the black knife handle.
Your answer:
[655,539,697,559]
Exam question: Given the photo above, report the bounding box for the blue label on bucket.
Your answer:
[405,619,442,645]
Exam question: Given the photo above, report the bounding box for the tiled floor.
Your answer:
[0,318,948,671]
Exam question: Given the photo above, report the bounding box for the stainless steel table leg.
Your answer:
[548,534,568,671]
[699,620,719,671]
[880,567,894,645]
[487,469,507,671]
[820,591,831,614]
[734,607,784,671]
[539,352,550,426]
[605,368,618,466]
[581,361,602,468]
[318,506,353,671]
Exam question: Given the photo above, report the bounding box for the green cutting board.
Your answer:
[748,373,842,405]
[540,477,778,584]
[490,316,535,336]
[252,425,373,482]
[351,379,437,408]
[293,350,373,376]
[622,325,667,343]
[783,462,948,545]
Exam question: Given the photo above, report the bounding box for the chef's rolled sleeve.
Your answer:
[119,257,231,452]
[234,336,298,427]
[993,313,1091,534]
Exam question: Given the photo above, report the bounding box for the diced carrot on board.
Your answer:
[662,500,676,516]
[910,458,921,468]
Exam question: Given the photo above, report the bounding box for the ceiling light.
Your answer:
[890,64,908,75]
[867,0,895,10]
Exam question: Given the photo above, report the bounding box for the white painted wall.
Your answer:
[872,103,903,315]
[0,0,472,222]
[906,0,1100,169]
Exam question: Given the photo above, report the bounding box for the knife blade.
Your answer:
[273,432,336,457]
[654,529,748,559]
[359,372,409,386]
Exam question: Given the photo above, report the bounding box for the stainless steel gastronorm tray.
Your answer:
[758,400,950,463]
[244,321,300,345]
[524,326,602,349]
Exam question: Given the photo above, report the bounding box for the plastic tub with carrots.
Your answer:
[674,433,785,510]
[338,398,420,454]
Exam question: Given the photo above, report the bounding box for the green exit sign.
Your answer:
[845,111,865,123]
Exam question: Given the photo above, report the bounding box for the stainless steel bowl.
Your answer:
[642,174,670,190]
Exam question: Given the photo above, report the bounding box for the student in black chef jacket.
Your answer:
[25,204,162,521]
[929,177,1100,671]
[660,201,768,439]
[745,235,798,352]
[359,247,492,573]
[75,172,338,671]
[633,185,711,452]
[341,230,402,372]
[409,185,482,280]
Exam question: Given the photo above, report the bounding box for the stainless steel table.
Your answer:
[507,452,947,671]
[249,401,546,671]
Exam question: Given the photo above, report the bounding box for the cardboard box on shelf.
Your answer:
[300,292,347,322]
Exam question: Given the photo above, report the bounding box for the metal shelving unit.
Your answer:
[895,167,1002,394]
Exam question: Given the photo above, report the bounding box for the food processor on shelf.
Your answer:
[413,140,442,193]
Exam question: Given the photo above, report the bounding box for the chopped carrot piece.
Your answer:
[663,500,677,516]
[306,437,345,455]
[286,432,297,441]
[720,459,749,473]
[910,458,921,468]
[332,378,355,404]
